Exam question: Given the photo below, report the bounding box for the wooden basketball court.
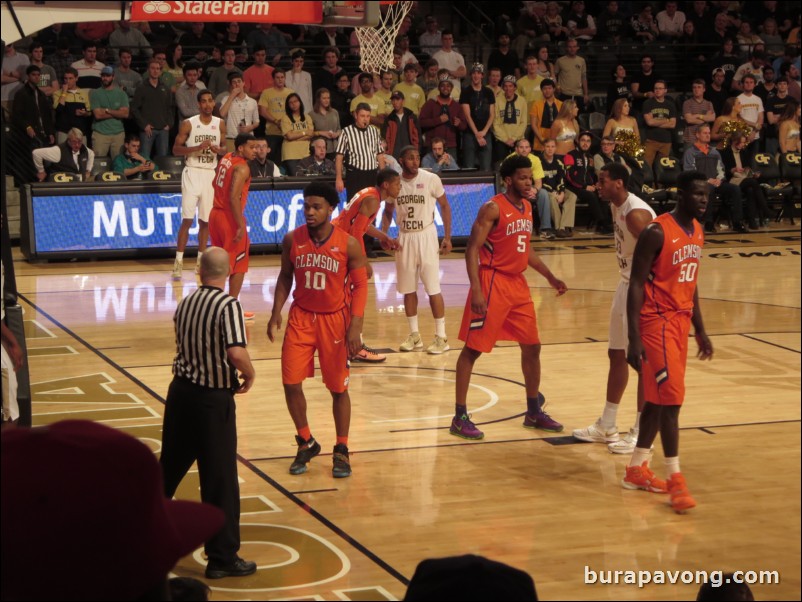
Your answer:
[9,226,801,600]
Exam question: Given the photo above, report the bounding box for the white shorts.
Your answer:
[181,166,216,221]
[608,279,629,350]
[395,226,441,296]
[1,345,19,422]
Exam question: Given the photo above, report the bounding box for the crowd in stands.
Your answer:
[2,3,800,234]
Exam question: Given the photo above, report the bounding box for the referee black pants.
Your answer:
[161,377,240,565]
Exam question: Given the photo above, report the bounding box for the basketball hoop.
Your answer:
[354,0,413,74]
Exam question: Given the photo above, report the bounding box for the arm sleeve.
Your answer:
[349,266,368,317]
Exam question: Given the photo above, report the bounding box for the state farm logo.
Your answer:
[141,1,170,14]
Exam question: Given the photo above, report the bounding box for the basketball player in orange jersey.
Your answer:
[267,182,369,479]
[623,170,714,514]
[333,167,402,363]
[451,155,568,440]
[209,133,257,316]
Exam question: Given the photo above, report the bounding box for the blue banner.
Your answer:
[30,182,495,254]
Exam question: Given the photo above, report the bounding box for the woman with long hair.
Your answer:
[631,4,659,43]
[165,43,184,86]
[603,98,640,141]
[310,87,341,160]
[605,64,629,116]
[280,92,315,176]
[721,132,772,228]
[778,98,801,154]
[711,97,754,150]
[549,99,579,156]
[534,45,555,80]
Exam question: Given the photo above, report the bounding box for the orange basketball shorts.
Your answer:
[640,314,691,406]
[209,208,249,274]
[281,304,351,393]
[458,268,540,353]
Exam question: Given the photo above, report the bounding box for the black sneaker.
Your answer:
[332,443,352,478]
[289,435,321,475]
[205,556,257,579]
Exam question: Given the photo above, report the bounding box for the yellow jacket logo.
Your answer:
[152,170,170,180]
[660,157,676,168]
[754,154,771,165]
[785,153,800,165]
[102,172,121,182]
[54,173,76,183]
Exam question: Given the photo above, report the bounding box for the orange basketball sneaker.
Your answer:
[621,462,668,493]
[667,473,696,513]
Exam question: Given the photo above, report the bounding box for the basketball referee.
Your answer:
[160,247,257,580]
[335,103,386,255]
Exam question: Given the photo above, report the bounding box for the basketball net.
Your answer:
[355,0,414,74]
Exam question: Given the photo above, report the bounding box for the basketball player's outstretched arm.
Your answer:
[464,200,499,315]
[527,249,567,296]
[267,232,295,342]
[626,223,664,372]
[691,288,714,361]
[436,193,452,254]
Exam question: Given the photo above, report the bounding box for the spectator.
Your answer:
[534,44,556,80]
[549,99,580,156]
[737,74,766,143]
[131,59,173,158]
[642,81,677,168]
[711,97,754,149]
[1,44,29,117]
[1,420,226,601]
[530,78,561,152]
[761,18,786,58]
[460,63,495,170]
[374,70,396,116]
[696,574,754,601]
[246,23,287,65]
[179,23,217,64]
[45,38,75,84]
[27,42,58,97]
[778,98,800,153]
[280,92,314,175]
[112,132,154,179]
[242,45,274,109]
[513,2,549,60]
[419,76,466,155]
[417,59,440,98]
[630,54,660,115]
[12,64,55,147]
[682,80,717,150]
[755,65,778,102]
[33,127,95,181]
[75,21,114,44]
[778,61,801,103]
[554,38,589,113]
[35,22,67,55]
[217,72,259,152]
[564,130,610,233]
[351,72,385,127]
[142,21,178,49]
[545,1,569,41]
[656,1,686,41]
[90,65,129,158]
[259,69,294,168]
[248,135,281,178]
[711,39,740,91]
[163,43,185,88]
[285,49,313,114]
[310,87,341,160]
[52,67,92,143]
[603,98,640,143]
[312,26,349,50]
[396,35,420,72]
[593,135,629,173]
[597,1,626,44]
[687,0,713,34]
[108,20,152,63]
[635,6,664,42]
[606,64,630,116]
[540,138,575,237]
[680,20,710,82]
[732,51,767,92]
[419,15,442,56]
[422,136,459,172]
[431,30,466,90]
[517,55,546,107]
[710,11,737,48]
[71,42,104,89]
[506,138,554,238]
[486,66,503,102]
[207,47,243,99]
[491,75,528,162]
[737,21,765,56]
[175,63,207,121]
[721,132,772,228]
[202,44,224,86]
[384,90,420,159]
[705,67,733,116]
[221,22,248,62]
[295,136,335,176]
[312,46,344,95]
[331,71,355,128]
[113,48,142,102]
[395,63,427,116]
[765,76,792,155]
[566,0,597,41]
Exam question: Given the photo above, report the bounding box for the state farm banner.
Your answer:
[131,1,323,24]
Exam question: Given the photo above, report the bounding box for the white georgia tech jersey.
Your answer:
[184,115,223,170]
[388,169,445,233]
[612,192,656,281]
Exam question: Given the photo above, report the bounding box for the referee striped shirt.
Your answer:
[335,123,382,171]
[173,285,247,389]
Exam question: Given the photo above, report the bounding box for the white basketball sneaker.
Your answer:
[426,335,450,355]
[400,331,423,352]
[171,259,183,281]
[572,419,620,443]
[608,429,639,454]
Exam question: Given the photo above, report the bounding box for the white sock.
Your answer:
[407,315,419,334]
[196,251,203,263]
[629,447,651,468]
[632,412,641,432]
[434,317,446,338]
[600,401,619,429]
[175,251,184,261]
[664,456,680,476]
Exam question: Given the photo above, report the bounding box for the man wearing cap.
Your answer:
[90,65,129,159]
[460,63,495,171]
[419,75,466,156]
[493,75,528,163]
[529,78,562,152]
[384,90,420,159]
[160,246,257,580]
[394,63,427,116]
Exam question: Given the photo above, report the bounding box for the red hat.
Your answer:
[1,420,225,601]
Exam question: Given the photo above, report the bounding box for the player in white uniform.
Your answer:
[171,89,227,280]
[1,259,24,425]
[381,146,453,354]
[573,162,656,453]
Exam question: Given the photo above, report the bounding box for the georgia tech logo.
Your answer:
[660,157,676,168]
[151,170,171,181]
[101,172,121,182]
[54,173,77,183]
[785,153,801,165]
[755,154,771,165]
[141,1,171,14]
